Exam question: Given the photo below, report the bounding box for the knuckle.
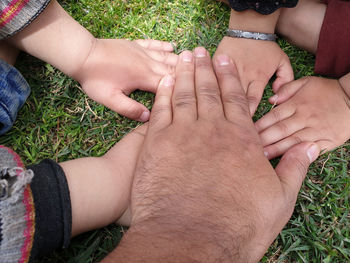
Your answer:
[291,136,303,145]
[173,91,196,108]
[271,109,281,122]
[222,91,250,116]
[195,58,211,69]
[276,122,289,136]
[127,106,144,119]
[166,64,175,74]
[179,65,194,75]
[198,85,221,104]
[247,95,259,106]
[293,157,308,177]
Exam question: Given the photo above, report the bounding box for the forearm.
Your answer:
[59,125,146,236]
[6,0,95,79]
[339,73,350,100]
[229,9,281,33]
[60,156,131,237]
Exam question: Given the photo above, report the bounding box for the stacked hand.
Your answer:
[256,76,350,159]
[74,39,178,122]
[214,36,293,115]
[103,48,319,263]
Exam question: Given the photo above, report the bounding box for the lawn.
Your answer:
[0,0,349,262]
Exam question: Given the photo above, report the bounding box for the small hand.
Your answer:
[75,39,178,121]
[255,76,350,159]
[214,36,293,115]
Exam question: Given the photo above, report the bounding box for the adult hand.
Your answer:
[255,76,350,159]
[214,9,294,115]
[73,39,178,122]
[103,47,319,263]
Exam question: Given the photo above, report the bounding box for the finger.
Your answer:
[103,91,151,122]
[172,51,197,124]
[255,104,295,133]
[246,80,267,116]
[269,77,308,105]
[149,75,174,132]
[263,128,332,159]
[145,50,178,66]
[259,116,305,146]
[194,47,224,120]
[275,142,319,203]
[272,56,294,92]
[213,55,251,123]
[134,39,174,52]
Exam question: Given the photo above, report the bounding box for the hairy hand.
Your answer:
[214,36,293,115]
[255,76,350,159]
[117,48,319,262]
[74,39,178,121]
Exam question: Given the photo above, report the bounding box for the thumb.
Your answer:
[275,142,319,202]
[269,77,308,105]
[103,91,150,122]
[246,80,266,116]
[272,57,294,93]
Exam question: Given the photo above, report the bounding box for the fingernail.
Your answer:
[161,75,174,87]
[270,94,278,103]
[139,111,150,122]
[217,55,230,66]
[182,51,193,62]
[194,47,207,58]
[307,144,319,163]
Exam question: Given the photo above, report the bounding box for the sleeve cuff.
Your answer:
[0,0,52,39]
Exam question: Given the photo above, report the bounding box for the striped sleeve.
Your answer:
[0,0,51,40]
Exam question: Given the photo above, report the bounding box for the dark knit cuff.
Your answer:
[27,159,72,260]
[228,0,298,15]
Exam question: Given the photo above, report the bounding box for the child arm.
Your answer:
[59,125,147,236]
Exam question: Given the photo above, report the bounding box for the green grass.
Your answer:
[0,0,349,262]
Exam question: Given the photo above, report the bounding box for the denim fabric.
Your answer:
[0,59,30,135]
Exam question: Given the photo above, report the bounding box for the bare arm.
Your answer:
[6,0,95,79]
[59,125,146,237]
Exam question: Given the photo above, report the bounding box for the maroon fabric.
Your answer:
[315,0,350,78]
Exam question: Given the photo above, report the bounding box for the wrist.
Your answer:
[104,218,243,263]
[229,9,280,33]
[69,36,98,82]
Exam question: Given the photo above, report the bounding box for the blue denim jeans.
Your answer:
[0,59,30,135]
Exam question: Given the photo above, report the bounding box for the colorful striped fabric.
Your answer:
[0,145,35,263]
[0,0,51,39]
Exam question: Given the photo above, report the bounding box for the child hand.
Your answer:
[255,77,350,159]
[214,37,293,115]
[74,39,178,122]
